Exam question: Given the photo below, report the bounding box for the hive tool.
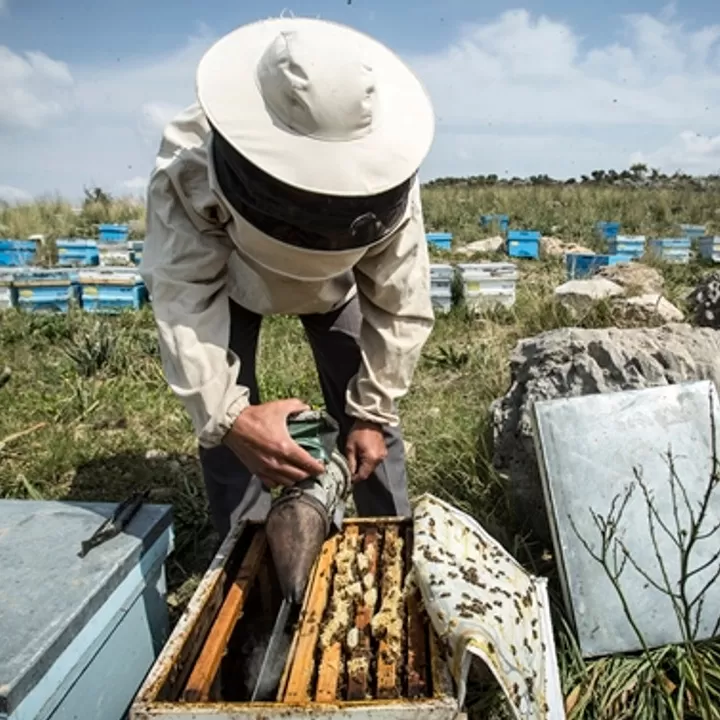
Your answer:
[78,489,150,558]
[250,409,351,701]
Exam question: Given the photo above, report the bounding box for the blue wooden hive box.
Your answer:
[56,239,100,267]
[506,229,540,259]
[0,499,174,720]
[426,232,452,251]
[565,253,630,279]
[11,269,81,313]
[0,240,38,267]
[607,235,646,259]
[78,268,148,313]
[595,221,621,240]
[98,224,130,243]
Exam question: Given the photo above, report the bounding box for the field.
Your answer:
[1,181,720,718]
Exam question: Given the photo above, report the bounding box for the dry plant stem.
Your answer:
[570,387,720,720]
[569,489,681,720]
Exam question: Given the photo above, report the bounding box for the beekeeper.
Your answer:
[140,17,436,538]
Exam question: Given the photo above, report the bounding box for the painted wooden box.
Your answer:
[457,262,518,309]
[0,240,37,267]
[98,224,130,243]
[11,269,81,313]
[0,499,174,720]
[698,236,720,263]
[56,239,100,267]
[78,268,148,313]
[426,232,453,251]
[130,518,466,720]
[429,263,454,314]
[0,270,16,309]
[565,253,630,279]
[607,235,646,259]
[506,230,540,259]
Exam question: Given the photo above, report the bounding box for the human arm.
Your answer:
[140,127,323,484]
[346,178,435,478]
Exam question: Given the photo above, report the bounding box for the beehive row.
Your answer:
[0,267,148,313]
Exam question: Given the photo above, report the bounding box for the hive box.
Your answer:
[429,263,454,314]
[56,239,100,267]
[457,262,518,309]
[426,232,452,251]
[0,499,174,720]
[0,271,16,309]
[98,224,130,243]
[12,268,81,312]
[128,240,144,266]
[648,238,691,264]
[130,518,465,720]
[506,230,540,259]
[607,235,646,259]
[698,236,720,263]
[0,240,37,267]
[78,268,148,313]
[595,221,621,240]
[680,224,706,241]
[98,243,132,267]
[565,253,630,280]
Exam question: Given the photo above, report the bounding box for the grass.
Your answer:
[1,183,720,718]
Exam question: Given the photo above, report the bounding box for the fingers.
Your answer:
[346,443,357,477]
[278,398,311,416]
[353,454,377,483]
[281,441,325,476]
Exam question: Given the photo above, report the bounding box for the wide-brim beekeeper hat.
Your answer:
[196,16,435,260]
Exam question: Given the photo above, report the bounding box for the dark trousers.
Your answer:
[199,296,410,538]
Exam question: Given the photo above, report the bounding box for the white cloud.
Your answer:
[0,9,719,198]
[0,46,74,129]
[0,185,32,204]
[409,9,720,177]
[0,29,213,200]
[630,131,720,174]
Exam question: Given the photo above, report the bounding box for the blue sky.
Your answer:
[0,0,718,202]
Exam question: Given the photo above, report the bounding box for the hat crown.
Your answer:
[256,29,376,141]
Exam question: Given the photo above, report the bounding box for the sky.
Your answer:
[0,0,719,203]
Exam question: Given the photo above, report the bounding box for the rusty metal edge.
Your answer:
[130,520,250,711]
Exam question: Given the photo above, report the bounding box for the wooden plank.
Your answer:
[404,527,428,699]
[315,525,359,702]
[314,644,343,703]
[282,535,339,704]
[182,529,267,702]
[346,526,380,700]
[428,628,455,699]
[376,525,402,700]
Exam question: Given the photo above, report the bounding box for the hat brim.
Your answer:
[196,17,435,196]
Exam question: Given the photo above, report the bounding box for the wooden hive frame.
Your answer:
[130,518,465,720]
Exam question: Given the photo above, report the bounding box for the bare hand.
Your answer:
[223,399,325,489]
[345,420,388,483]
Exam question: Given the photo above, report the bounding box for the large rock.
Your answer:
[596,263,664,296]
[490,324,720,543]
[542,236,594,257]
[554,278,624,311]
[457,236,505,255]
[617,293,684,323]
